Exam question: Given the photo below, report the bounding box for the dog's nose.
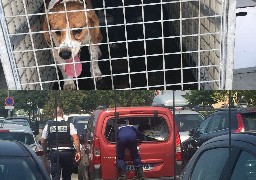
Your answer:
[59,50,72,59]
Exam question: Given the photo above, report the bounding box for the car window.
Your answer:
[175,114,204,132]
[231,151,256,180]
[206,115,223,133]
[240,113,256,131]
[0,157,45,180]
[105,116,170,142]
[191,148,229,180]
[0,132,35,145]
[196,116,212,134]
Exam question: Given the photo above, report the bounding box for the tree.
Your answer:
[184,90,218,106]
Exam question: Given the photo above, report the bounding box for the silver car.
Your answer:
[0,121,50,175]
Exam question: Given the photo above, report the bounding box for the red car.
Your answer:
[79,106,182,179]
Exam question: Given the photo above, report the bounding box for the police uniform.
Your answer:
[117,125,145,180]
[41,117,77,180]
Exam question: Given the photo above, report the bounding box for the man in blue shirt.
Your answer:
[117,123,145,180]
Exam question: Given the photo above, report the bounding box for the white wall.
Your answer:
[234,6,256,69]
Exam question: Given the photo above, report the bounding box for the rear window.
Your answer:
[175,114,204,131]
[105,116,170,143]
[0,157,45,180]
[0,132,35,145]
[241,113,256,131]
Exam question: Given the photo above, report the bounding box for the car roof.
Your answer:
[0,123,33,134]
[0,140,30,156]
[204,132,256,147]
[174,109,201,115]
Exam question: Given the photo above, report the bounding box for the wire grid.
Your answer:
[0,0,230,90]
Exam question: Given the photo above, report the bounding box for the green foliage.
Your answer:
[184,90,218,106]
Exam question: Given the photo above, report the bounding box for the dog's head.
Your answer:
[43,1,102,77]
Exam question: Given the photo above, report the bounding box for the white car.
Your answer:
[0,121,50,175]
[174,109,204,142]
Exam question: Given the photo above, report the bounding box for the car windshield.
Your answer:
[175,114,204,131]
[0,158,45,180]
[0,132,35,145]
[105,116,170,142]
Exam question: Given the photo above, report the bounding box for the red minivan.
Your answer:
[83,106,182,179]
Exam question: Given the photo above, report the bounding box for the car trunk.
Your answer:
[100,115,175,179]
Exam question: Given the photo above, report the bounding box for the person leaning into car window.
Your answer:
[117,120,146,180]
[41,107,81,180]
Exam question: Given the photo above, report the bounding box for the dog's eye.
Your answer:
[73,29,82,35]
[55,31,61,36]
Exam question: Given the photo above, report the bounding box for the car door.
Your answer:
[182,115,212,163]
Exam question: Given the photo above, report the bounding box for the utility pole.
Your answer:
[7,90,11,118]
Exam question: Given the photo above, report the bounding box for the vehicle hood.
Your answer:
[179,131,190,142]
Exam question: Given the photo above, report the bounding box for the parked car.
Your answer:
[181,108,256,165]
[0,122,50,174]
[80,106,182,180]
[0,140,50,180]
[179,132,256,180]
[5,117,39,135]
[175,109,204,142]
[191,105,214,112]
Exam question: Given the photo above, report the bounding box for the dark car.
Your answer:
[0,140,50,180]
[179,132,256,180]
[182,108,256,165]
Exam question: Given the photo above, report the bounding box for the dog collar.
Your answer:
[48,0,83,11]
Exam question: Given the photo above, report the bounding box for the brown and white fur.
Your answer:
[43,0,102,89]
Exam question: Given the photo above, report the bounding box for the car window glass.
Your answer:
[231,151,256,180]
[196,116,212,134]
[175,114,204,132]
[191,148,229,180]
[241,113,256,131]
[0,158,45,180]
[0,132,35,145]
[105,116,170,142]
[206,115,223,133]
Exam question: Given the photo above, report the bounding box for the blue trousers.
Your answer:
[117,126,143,172]
[50,151,73,180]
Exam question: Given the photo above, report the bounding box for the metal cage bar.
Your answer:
[0,0,236,90]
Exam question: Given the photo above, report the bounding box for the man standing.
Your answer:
[117,123,145,180]
[41,107,81,180]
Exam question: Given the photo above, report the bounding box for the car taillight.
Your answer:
[92,136,101,164]
[176,132,182,161]
[0,130,9,132]
[234,114,245,133]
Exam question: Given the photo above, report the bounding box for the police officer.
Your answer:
[117,121,145,180]
[41,107,81,180]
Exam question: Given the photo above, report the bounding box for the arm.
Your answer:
[72,134,81,162]
[70,123,81,162]
[41,138,48,157]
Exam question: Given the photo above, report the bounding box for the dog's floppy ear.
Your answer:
[42,15,51,46]
[87,10,102,44]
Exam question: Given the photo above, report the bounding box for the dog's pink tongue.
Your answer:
[65,55,82,78]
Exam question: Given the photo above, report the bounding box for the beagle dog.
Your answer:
[43,0,102,89]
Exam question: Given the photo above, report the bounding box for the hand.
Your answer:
[75,151,81,162]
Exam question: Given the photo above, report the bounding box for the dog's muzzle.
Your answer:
[59,50,72,59]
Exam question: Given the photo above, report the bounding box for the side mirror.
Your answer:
[79,134,85,144]
[189,129,195,136]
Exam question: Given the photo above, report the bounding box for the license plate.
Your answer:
[126,164,153,171]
